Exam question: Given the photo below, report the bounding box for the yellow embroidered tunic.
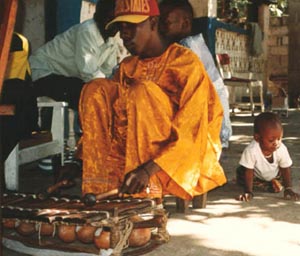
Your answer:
[79,43,226,200]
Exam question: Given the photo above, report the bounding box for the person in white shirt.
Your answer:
[29,0,127,171]
[158,0,232,149]
[236,112,299,201]
[29,0,125,110]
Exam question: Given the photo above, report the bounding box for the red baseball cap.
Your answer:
[106,0,160,30]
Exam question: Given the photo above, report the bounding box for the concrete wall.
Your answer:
[16,0,45,52]
[266,15,289,108]
[16,0,85,51]
[80,0,96,22]
[288,0,300,107]
[268,16,289,78]
[190,0,217,18]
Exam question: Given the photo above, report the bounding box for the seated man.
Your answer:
[29,0,126,169]
[29,0,125,112]
[159,0,232,148]
[76,0,226,201]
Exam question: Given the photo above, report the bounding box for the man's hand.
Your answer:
[119,166,150,195]
[236,192,254,202]
[284,188,300,201]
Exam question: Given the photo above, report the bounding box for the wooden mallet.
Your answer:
[82,188,120,206]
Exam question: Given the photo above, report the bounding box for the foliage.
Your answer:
[230,0,250,18]
[217,0,289,23]
[269,0,288,17]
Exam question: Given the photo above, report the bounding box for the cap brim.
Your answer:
[105,15,149,30]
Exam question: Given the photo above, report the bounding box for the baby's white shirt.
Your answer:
[239,140,292,181]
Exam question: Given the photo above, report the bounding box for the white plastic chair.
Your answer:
[216,53,265,116]
[4,97,68,190]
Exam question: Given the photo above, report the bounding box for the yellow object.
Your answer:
[79,44,227,200]
[4,33,31,81]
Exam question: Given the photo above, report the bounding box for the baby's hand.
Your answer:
[236,192,254,202]
[284,188,299,201]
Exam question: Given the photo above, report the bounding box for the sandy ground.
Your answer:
[145,109,300,256]
[2,109,300,256]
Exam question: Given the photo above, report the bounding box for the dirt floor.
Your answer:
[2,109,300,256]
[145,109,300,256]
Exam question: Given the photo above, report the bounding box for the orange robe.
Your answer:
[79,43,227,200]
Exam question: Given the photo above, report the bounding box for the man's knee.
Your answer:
[80,79,105,103]
[80,79,118,115]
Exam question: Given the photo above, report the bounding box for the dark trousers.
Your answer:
[33,74,84,131]
[33,74,84,110]
[0,79,39,161]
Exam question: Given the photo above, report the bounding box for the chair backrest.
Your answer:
[216,53,232,79]
[216,53,257,80]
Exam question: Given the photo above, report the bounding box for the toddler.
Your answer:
[236,112,299,201]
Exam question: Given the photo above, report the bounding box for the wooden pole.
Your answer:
[0,1,18,252]
[0,0,18,96]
